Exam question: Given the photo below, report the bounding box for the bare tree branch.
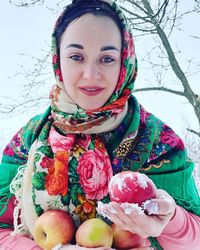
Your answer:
[133,86,185,96]
[9,0,44,7]
[187,129,200,137]
[0,96,49,117]
[121,0,200,132]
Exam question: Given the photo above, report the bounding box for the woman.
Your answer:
[0,0,200,249]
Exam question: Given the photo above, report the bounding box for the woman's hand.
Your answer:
[102,189,176,238]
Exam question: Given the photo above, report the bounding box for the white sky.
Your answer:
[0,1,56,151]
[0,1,200,155]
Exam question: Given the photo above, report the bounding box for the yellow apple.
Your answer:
[76,218,113,247]
[111,223,146,250]
[33,209,75,250]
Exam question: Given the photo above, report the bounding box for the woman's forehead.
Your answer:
[66,13,120,33]
[60,14,122,49]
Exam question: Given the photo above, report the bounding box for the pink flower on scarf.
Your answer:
[40,156,54,169]
[124,30,135,57]
[116,64,127,92]
[3,146,15,157]
[52,55,59,64]
[160,127,184,150]
[55,68,63,82]
[77,135,91,149]
[140,106,151,124]
[48,127,75,153]
[122,47,128,60]
[77,149,113,200]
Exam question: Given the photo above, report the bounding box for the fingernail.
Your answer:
[143,200,159,215]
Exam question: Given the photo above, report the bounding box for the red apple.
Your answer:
[76,218,113,247]
[109,171,156,205]
[33,209,75,250]
[111,223,146,250]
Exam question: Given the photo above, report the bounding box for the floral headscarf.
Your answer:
[50,0,137,133]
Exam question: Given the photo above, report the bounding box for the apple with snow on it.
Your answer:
[76,218,113,247]
[33,210,75,250]
[108,171,156,205]
[111,223,146,250]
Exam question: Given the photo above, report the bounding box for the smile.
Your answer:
[79,86,104,96]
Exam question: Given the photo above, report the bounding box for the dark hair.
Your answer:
[54,0,123,49]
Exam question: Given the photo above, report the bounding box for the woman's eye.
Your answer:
[101,56,115,64]
[69,55,84,62]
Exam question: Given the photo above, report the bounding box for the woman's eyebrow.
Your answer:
[65,44,119,51]
[65,43,84,49]
[100,45,119,51]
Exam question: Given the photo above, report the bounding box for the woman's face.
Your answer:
[60,13,122,111]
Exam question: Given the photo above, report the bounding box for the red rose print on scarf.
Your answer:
[55,68,63,82]
[77,149,113,200]
[115,64,127,92]
[3,146,15,157]
[52,55,59,64]
[124,30,135,57]
[160,125,185,150]
[76,135,91,149]
[40,156,54,169]
[140,106,151,125]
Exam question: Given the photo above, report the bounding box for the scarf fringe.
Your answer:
[9,165,29,236]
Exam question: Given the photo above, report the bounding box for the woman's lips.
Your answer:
[79,86,104,96]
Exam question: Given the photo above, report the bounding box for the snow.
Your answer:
[108,172,149,199]
[96,201,117,220]
[142,200,159,215]
[121,202,144,215]
[136,173,148,189]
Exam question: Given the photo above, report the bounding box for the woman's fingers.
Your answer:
[145,189,176,217]
[97,189,176,238]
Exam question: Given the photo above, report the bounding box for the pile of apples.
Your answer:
[33,171,156,250]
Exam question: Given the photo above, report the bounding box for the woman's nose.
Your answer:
[83,62,101,80]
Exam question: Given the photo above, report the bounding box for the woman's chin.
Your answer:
[78,103,105,111]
